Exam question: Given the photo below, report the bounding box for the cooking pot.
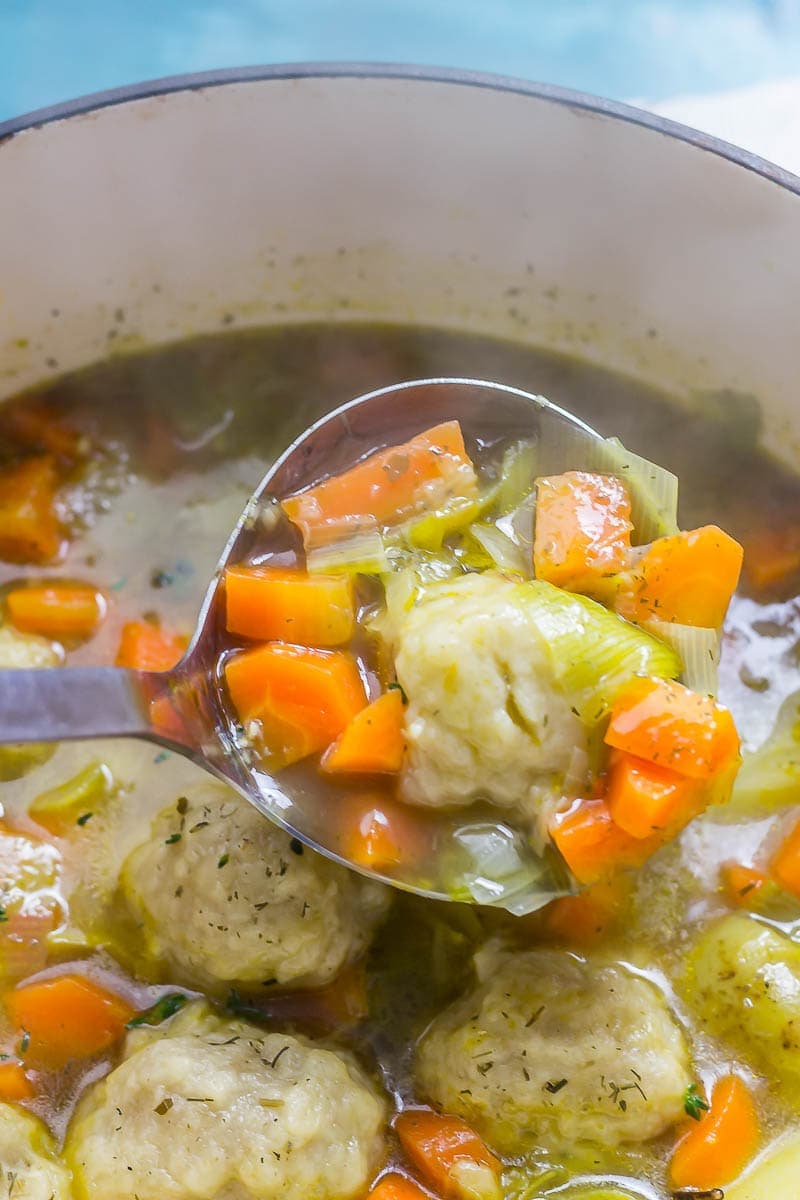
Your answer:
[1,64,799,468]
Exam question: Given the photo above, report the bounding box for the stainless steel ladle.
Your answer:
[0,379,605,911]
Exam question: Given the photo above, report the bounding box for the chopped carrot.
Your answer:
[0,457,62,564]
[0,398,85,461]
[321,690,405,775]
[741,525,800,593]
[539,875,631,946]
[395,1109,501,1200]
[721,862,771,909]
[5,974,134,1069]
[6,583,105,642]
[225,566,355,647]
[770,817,800,901]
[254,962,369,1032]
[605,750,703,840]
[115,621,188,671]
[604,677,740,779]
[550,797,663,885]
[341,795,428,872]
[367,1173,431,1200]
[533,471,632,592]
[282,421,478,549]
[670,1074,760,1190]
[225,643,367,767]
[614,525,743,629]
[0,1059,34,1102]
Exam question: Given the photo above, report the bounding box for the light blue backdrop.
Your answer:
[3,0,800,122]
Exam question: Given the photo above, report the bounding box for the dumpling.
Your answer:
[65,1000,387,1200]
[119,783,389,994]
[0,1103,71,1200]
[395,574,586,827]
[415,939,691,1153]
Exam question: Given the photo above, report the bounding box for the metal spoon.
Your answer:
[0,379,604,911]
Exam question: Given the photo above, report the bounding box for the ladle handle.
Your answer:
[0,667,164,745]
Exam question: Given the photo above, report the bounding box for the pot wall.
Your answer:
[1,70,799,464]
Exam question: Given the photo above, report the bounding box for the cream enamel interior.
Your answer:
[1,72,800,468]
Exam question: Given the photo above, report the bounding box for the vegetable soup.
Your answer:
[1,322,800,1200]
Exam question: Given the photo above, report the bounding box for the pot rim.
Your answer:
[1,60,799,196]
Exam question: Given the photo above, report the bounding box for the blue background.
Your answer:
[3,0,800,123]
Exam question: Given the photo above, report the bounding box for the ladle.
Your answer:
[0,379,607,912]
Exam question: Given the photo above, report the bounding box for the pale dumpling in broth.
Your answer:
[415,939,692,1154]
[0,1103,72,1200]
[119,783,389,995]
[65,1001,387,1200]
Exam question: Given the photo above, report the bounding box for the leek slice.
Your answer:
[463,523,529,576]
[447,822,570,914]
[732,689,800,811]
[493,439,538,514]
[29,761,116,820]
[641,618,720,697]
[535,419,679,543]
[305,529,389,575]
[514,580,681,723]
[404,492,493,552]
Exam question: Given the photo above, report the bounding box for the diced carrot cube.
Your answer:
[0,457,62,564]
[321,690,405,774]
[604,677,740,779]
[395,1109,501,1200]
[225,566,356,647]
[615,525,743,629]
[550,797,663,885]
[0,1059,34,1102]
[224,642,367,767]
[6,583,105,642]
[540,875,631,947]
[770,817,800,901]
[282,422,477,549]
[340,794,428,872]
[5,974,134,1069]
[367,1173,432,1200]
[115,621,188,671]
[669,1074,759,1191]
[606,750,703,839]
[721,862,771,909]
[533,471,632,591]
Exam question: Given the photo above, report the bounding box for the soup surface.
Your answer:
[1,322,800,1200]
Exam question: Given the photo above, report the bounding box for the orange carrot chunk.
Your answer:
[539,875,631,947]
[321,690,405,774]
[533,471,632,592]
[606,750,703,840]
[395,1109,501,1200]
[282,421,478,549]
[6,583,106,642]
[0,1059,34,1103]
[770,817,800,901]
[225,566,355,647]
[670,1074,760,1191]
[550,796,662,885]
[0,457,62,565]
[5,974,134,1069]
[115,621,188,671]
[367,1173,432,1200]
[604,677,740,779]
[615,525,743,628]
[341,795,428,872]
[225,642,367,767]
[721,862,771,909]
[0,398,85,461]
[741,525,800,593]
